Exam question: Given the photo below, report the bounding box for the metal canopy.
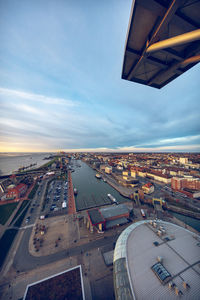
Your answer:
[122,0,200,89]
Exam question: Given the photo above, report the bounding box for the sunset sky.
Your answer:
[0,0,200,153]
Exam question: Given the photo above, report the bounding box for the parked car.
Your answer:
[25,216,30,223]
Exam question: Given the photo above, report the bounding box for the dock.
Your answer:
[67,171,76,214]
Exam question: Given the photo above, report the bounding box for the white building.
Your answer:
[179,157,188,165]
[105,166,112,174]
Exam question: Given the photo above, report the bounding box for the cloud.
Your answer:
[0,87,77,106]
[117,145,200,153]
[0,1,199,152]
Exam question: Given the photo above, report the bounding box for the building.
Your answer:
[130,169,136,178]
[86,209,106,232]
[146,171,171,184]
[105,166,112,174]
[179,157,189,165]
[171,176,200,191]
[6,183,27,199]
[122,171,129,178]
[142,182,154,194]
[118,176,139,188]
[86,204,130,232]
[23,265,85,300]
[117,165,123,171]
[113,220,200,300]
[100,205,130,230]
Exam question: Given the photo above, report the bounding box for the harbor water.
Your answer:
[170,211,200,232]
[70,160,130,211]
[71,160,200,232]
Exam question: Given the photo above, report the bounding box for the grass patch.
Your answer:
[10,200,30,225]
[28,182,39,199]
[0,202,18,225]
[0,229,18,269]
[14,202,31,228]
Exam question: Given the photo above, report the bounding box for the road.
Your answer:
[9,171,200,274]
[12,174,119,272]
[13,227,119,272]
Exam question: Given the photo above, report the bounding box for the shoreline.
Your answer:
[0,157,58,179]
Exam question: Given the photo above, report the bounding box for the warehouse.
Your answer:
[85,204,130,232]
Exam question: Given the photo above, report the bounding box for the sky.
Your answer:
[0,0,199,153]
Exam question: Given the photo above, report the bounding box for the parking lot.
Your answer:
[44,180,68,217]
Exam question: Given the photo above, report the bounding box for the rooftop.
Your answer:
[87,208,105,225]
[100,204,129,219]
[114,220,200,300]
[23,265,85,300]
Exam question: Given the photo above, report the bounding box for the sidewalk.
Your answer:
[67,171,76,214]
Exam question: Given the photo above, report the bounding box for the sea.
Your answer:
[0,152,54,176]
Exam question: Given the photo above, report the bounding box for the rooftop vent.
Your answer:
[182,281,190,289]
[153,222,157,228]
[157,230,163,236]
[164,237,170,242]
[175,286,183,296]
[157,256,163,263]
[153,241,159,247]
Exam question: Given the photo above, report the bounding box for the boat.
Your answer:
[140,209,146,218]
[107,193,118,204]
[74,188,78,195]
[95,173,102,179]
[103,178,107,183]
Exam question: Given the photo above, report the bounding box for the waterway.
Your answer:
[0,152,54,175]
[170,211,200,232]
[71,160,130,211]
[71,160,200,232]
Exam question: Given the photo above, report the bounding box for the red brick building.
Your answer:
[6,183,27,199]
[171,177,200,191]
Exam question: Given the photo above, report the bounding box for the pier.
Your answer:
[67,171,76,214]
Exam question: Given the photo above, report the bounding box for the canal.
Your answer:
[70,160,200,232]
[170,211,200,232]
[71,160,130,211]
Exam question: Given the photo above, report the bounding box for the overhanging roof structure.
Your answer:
[122,0,200,89]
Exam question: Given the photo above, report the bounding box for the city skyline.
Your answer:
[0,0,200,153]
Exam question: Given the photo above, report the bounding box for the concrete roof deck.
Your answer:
[126,221,200,299]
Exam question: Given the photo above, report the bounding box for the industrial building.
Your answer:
[85,204,130,232]
[113,220,200,300]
